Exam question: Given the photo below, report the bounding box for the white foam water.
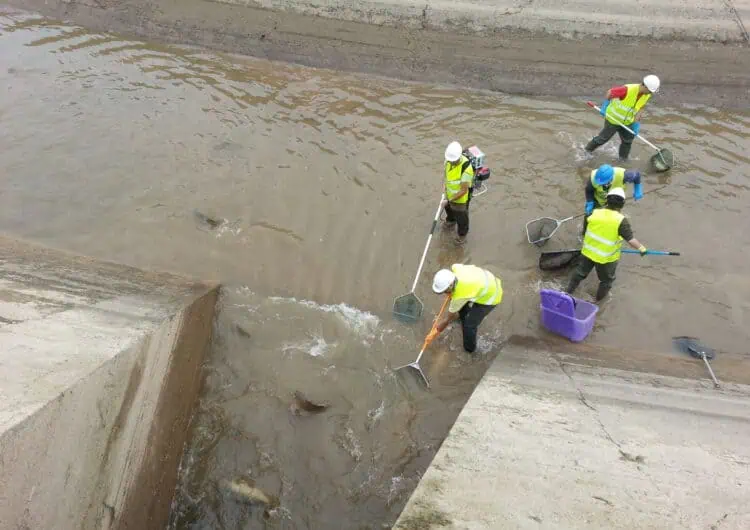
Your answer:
[476,327,504,355]
[268,296,381,342]
[367,400,385,425]
[214,220,242,238]
[533,278,565,292]
[281,335,331,357]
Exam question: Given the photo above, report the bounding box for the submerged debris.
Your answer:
[220,477,275,507]
[193,209,224,230]
[290,391,330,416]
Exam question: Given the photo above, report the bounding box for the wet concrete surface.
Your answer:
[1,6,750,529]
[0,236,217,530]
[394,346,750,530]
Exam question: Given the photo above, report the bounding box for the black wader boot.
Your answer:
[595,283,611,301]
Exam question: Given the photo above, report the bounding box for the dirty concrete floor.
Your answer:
[1,7,749,529]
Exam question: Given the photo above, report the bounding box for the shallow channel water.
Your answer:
[1,6,749,529]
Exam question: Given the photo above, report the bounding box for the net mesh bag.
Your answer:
[652,149,674,172]
[393,294,422,322]
[539,251,581,271]
[526,218,558,245]
[672,336,715,360]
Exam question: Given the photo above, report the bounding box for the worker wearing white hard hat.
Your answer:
[565,187,649,301]
[585,74,660,161]
[442,141,475,244]
[428,264,503,353]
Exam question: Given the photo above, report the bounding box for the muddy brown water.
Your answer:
[2,6,750,529]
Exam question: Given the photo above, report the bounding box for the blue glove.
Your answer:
[599,100,609,117]
[633,182,643,201]
[631,122,641,135]
[624,169,641,182]
[585,201,594,215]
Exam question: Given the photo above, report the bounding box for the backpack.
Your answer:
[461,149,490,182]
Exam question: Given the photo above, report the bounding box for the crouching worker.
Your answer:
[428,264,502,353]
[585,164,643,216]
[566,187,648,302]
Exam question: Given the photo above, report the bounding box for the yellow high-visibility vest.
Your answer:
[444,156,474,204]
[582,208,625,264]
[590,167,625,207]
[450,264,503,306]
[606,84,651,126]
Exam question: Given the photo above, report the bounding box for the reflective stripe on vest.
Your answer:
[477,269,503,306]
[450,264,503,306]
[606,84,651,126]
[581,208,625,264]
[590,167,625,207]
[444,155,473,204]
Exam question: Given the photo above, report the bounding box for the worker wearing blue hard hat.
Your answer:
[585,164,643,216]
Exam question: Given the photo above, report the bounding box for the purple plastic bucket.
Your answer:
[539,289,598,342]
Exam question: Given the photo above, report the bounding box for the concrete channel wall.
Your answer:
[0,236,218,530]
[224,0,750,42]
[393,344,750,530]
[6,0,750,107]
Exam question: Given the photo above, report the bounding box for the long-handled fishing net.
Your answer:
[539,248,681,271]
[393,194,445,323]
[650,147,674,172]
[672,336,720,388]
[527,185,670,248]
[526,213,584,247]
[587,101,674,172]
[395,295,450,389]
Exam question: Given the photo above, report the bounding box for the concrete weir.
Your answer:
[0,236,218,530]
[394,345,750,530]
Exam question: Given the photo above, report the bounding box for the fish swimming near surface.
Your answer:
[220,478,275,507]
[233,322,252,338]
[290,390,330,416]
[193,209,224,230]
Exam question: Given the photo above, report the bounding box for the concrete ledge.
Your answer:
[394,346,750,529]
[0,236,218,530]
[226,0,750,43]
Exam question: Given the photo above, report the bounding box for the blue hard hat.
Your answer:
[594,164,614,185]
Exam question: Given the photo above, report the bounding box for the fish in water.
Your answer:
[233,322,252,338]
[193,209,224,230]
[290,390,330,416]
[220,478,275,507]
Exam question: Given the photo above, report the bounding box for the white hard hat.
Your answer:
[444,141,462,162]
[607,187,626,199]
[432,269,456,293]
[643,75,660,94]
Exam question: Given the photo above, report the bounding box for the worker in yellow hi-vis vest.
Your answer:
[441,141,475,245]
[566,187,649,301]
[427,264,502,353]
[585,75,660,161]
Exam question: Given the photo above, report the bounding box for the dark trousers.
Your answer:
[458,302,496,353]
[586,119,635,160]
[444,201,469,237]
[565,255,618,301]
